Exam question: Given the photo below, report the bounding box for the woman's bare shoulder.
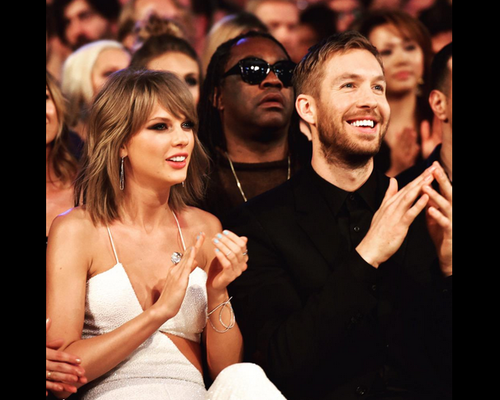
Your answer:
[48,206,99,247]
[50,206,92,231]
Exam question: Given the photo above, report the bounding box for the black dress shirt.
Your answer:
[311,168,434,397]
[224,166,452,400]
[311,168,379,251]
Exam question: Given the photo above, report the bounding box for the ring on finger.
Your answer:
[47,371,52,379]
[242,250,248,256]
[226,251,232,257]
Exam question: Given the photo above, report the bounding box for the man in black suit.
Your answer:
[224,31,452,400]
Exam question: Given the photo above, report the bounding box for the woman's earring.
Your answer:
[182,181,185,188]
[120,157,125,191]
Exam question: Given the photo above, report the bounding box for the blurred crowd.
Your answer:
[47,0,452,83]
[46,0,451,180]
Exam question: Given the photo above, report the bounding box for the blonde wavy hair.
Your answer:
[61,40,127,128]
[74,69,210,226]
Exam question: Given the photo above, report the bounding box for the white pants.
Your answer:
[207,363,286,400]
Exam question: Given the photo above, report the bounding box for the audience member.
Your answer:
[353,9,436,177]
[46,2,72,82]
[224,31,452,400]
[188,0,247,55]
[127,0,187,21]
[46,318,87,397]
[46,70,80,242]
[197,30,311,220]
[368,0,402,10]
[118,0,197,46]
[327,0,365,32]
[403,0,438,18]
[201,11,268,74]
[418,0,452,53]
[129,23,202,104]
[295,2,338,61]
[46,68,286,400]
[117,15,138,51]
[118,4,189,51]
[61,40,131,140]
[246,0,301,62]
[398,41,452,186]
[130,12,188,51]
[52,0,121,51]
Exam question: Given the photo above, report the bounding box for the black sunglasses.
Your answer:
[223,57,296,87]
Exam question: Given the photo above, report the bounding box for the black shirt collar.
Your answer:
[310,166,379,216]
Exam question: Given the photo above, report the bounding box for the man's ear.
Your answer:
[212,87,223,111]
[429,90,448,122]
[296,94,317,127]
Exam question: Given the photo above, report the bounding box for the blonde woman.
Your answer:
[46,69,286,400]
[61,40,131,140]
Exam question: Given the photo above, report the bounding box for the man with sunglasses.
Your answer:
[224,31,452,400]
[198,31,311,220]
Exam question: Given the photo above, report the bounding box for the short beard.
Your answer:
[317,111,385,169]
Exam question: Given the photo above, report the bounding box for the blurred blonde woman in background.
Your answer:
[61,40,131,140]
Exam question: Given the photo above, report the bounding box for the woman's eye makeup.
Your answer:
[148,123,168,130]
[184,75,199,87]
[181,121,194,129]
[147,120,194,131]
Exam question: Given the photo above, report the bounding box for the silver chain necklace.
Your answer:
[225,151,291,202]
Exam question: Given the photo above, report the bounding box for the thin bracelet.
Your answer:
[207,297,232,316]
[207,297,235,333]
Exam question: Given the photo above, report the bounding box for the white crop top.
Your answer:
[82,213,207,343]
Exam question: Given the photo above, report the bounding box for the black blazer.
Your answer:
[224,166,451,400]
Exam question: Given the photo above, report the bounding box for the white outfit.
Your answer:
[74,216,286,400]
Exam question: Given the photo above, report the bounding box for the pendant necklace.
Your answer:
[225,151,291,203]
[170,210,186,265]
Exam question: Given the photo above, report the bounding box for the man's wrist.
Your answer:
[356,242,380,269]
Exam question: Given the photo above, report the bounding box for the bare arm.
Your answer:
[46,318,87,396]
[199,216,247,380]
[46,211,201,397]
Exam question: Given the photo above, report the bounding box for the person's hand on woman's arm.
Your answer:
[46,318,87,396]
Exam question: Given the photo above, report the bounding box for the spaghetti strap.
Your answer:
[172,211,187,252]
[106,226,120,264]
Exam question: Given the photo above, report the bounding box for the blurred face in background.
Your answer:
[133,0,182,21]
[328,0,363,32]
[252,1,299,61]
[91,48,131,94]
[146,52,201,104]
[368,23,424,96]
[46,85,59,146]
[63,0,115,50]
